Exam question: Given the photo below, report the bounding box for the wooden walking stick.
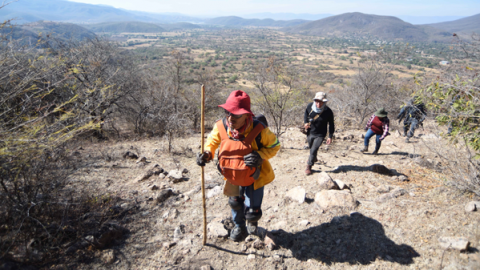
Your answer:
[200,84,207,245]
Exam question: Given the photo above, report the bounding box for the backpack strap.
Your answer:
[216,120,229,141]
[253,120,265,150]
[221,118,265,149]
[244,122,264,146]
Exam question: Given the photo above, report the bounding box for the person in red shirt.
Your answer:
[361,108,390,155]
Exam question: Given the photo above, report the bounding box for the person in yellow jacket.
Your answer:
[196,90,280,241]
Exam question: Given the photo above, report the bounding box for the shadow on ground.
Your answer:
[273,213,420,265]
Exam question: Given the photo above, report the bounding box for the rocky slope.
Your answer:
[46,120,480,269]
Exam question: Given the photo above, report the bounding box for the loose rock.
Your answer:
[438,237,470,251]
[207,222,229,238]
[174,225,185,242]
[156,189,174,203]
[376,185,392,194]
[465,201,480,212]
[315,190,357,209]
[136,164,164,182]
[317,172,339,190]
[163,242,176,250]
[101,249,115,264]
[167,170,185,183]
[286,186,306,204]
[334,179,348,190]
[299,220,310,226]
[123,151,138,160]
[206,186,222,198]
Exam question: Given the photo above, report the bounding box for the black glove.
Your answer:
[250,166,262,180]
[196,152,211,167]
[244,151,263,168]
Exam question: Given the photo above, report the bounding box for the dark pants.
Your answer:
[404,118,419,138]
[307,134,324,166]
[231,185,264,226]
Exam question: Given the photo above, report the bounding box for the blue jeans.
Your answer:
[364,129,382,148]
[231,184,264,226]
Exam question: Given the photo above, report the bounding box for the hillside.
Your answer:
[205,16,309,27]
[243,13,333,21]
[0,0,200,24]
[425,13,480,36]
[17,21,96,41]
[284,12,451,42]
[46,121,480,269]
[159,22,202,31]
[83,21,166,33]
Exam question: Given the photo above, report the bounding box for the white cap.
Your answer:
[313,92,328,102]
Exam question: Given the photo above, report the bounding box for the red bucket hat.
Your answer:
[218,90,253,115]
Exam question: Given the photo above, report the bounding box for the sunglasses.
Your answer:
[224,110,243,119]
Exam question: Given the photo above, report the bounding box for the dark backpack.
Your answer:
[254,114,268,128]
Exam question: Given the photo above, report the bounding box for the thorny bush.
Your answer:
[416,34,480,195]
[0,22,137,264]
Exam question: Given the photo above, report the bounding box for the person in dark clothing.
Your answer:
[397,97,426,143]
[361,108,390,155]
[303,92,335,175]
[447,95,460,135]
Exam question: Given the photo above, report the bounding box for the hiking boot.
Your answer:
[372,145,380,155]
[305,165,312,175]
[247,221,258,236]
[405,137,410,143]
[229,225,247,241]
[360,146,368,153]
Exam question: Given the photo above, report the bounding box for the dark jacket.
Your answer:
[304,102,335,138]
[397,102,426,124]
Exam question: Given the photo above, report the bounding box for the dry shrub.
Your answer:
[0,23,135,265]
[419,122,480,196]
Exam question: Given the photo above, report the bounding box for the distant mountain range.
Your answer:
[83,21,166,33]
[0,0,478,43]
[0,21,95,44]
[284,12,462,42]
[0,0,201,24]
[242,13,333,21]
[424,13,480,36]
[205,16,309,27]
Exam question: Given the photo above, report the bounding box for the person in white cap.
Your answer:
[303,92,335,175]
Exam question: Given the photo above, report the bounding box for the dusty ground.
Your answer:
[60,120,479,270]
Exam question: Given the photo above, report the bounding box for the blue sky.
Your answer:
[68,0,480,17]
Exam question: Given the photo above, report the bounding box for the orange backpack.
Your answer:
[217,120,265,187]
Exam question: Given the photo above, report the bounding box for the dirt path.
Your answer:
[66,122,480,270]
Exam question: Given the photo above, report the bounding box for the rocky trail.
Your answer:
[57,121,479,270]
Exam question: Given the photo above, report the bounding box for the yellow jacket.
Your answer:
[205,120,281,190]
